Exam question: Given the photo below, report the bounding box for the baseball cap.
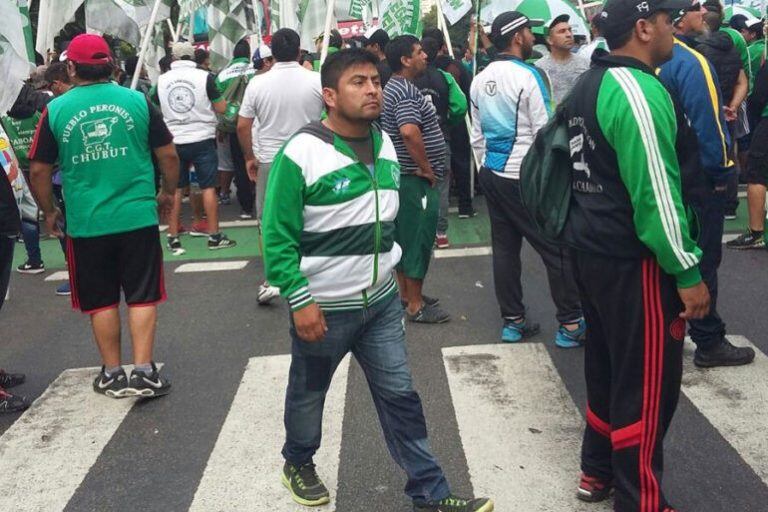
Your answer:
[491,11,545,40]
[172,42,195,60]
[253,44,272,61]
[66,34,113,65]
[362,27,390,48]
[599,0,691,39]
[549,14,571,30]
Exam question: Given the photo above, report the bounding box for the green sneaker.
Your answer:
[281,461,330,507]
[414,495,494,512]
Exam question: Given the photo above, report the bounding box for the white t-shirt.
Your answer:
[239,61,323,163]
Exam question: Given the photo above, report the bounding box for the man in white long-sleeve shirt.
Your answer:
[471,11,584,347]
[236,28,324,305]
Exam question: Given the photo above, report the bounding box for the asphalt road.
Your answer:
[0,201,767,512]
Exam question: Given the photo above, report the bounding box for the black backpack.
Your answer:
[519,102,572,242]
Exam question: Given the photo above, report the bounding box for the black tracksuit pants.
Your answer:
[479,168,582,323]
[229,132,255,214]
[573,250,685,512]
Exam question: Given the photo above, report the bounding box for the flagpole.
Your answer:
[472,0,480,77]
[131,0,164,89]
[320,0,337,66]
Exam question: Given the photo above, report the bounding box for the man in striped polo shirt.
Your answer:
[262,48,493,512]
[382,35,450,324]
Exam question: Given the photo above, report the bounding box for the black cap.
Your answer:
[362,27,390,48]
[549,14,571,30]
[729,13,749,31]
[491,11,545,40]
[600,0,690,39]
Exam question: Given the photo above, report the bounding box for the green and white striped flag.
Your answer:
[269,0,300,32]
[380,0,422,37]
[0,0,33,114]
[208,0,258,71]
[348,0,371,18]
[85,0,173,47]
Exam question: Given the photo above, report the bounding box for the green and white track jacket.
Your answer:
[262,121,402,312]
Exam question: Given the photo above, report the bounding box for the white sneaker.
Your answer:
[257,283,281,305]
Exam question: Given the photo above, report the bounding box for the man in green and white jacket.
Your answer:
[262,48,493,512]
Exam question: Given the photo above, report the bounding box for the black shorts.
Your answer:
[745,119,768,186]
[66,225,166,314]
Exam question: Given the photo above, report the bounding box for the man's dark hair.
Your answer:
[605,11,667,50]
[272,28,301,62]
[385,35,419,73]
[159,55,172,73]
[45,62,70,84]
[125,55,139,76]
[194,48,210,66]
[420,37,440,64]
[702,11,721,33]
[73,62,114,82]
[492,30,515,51]
[422,27,445,48]
[321,47,379,89]
[233,39,251,59]
[329,29,343,49]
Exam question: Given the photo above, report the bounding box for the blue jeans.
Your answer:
[282,292,450,504]
[20,219,42,265]
[176,138,219,189]
[688,186,726,349]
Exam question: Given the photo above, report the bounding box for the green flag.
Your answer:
[208,0,258,71]
[16,0,35,63]
[380,0,422,37]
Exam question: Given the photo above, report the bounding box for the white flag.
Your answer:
[440,0,472,25]
[35,0,84,57]
[299,0,333,52]
[86,0,173,47]
[269,0,300,32]
[208,0,258,71]
[0,0,34,114]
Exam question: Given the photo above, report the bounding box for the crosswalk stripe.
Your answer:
[44,270,69,282]
[442,344,611,511]
[189,354,351,511]
[0,367,136,511]
[434,246,492,259]
[174,261,249,273]
[681,336,768,485]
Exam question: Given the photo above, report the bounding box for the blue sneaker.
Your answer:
[555,318,587,349]
[56,282,71,296]
[501,318,540,343]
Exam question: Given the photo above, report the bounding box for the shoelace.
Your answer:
[295,463,320,489]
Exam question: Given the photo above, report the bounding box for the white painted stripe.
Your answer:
[682,336,768,485]
[159,220,262,232]
[174,261,249,273]
[0,367,136,511]
[44,270,69,282]
[443,344,611,511]
[738,190,747,199]
[722,233,740,243]
[189,355,350,511]
[434,246,492,258]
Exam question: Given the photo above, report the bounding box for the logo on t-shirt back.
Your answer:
[80,117,119,146]
[168,85,196,113]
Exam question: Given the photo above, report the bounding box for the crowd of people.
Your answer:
[1,0,767,510]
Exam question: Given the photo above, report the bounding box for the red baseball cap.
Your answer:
[66,34,113,65]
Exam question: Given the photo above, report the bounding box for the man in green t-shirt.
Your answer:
[29,34,180,399]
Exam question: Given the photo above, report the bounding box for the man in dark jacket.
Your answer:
[0,120,31,413]
[658,2,755,368]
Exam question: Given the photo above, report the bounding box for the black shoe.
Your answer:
[0,369,25,388]
[694,338,756,368]
[402,295,440,308]
[208,233,237,250]
[414,495,494,512]
[128,363,171,398]
[281,461,330,506]
[726,230,765,250]
[16,260,45,274]
[408,304,451,324]
[166,235,186,255]
[0,388,30,413]
[92,366,130,398]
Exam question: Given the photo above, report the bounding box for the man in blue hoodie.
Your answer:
[658,1,755,368]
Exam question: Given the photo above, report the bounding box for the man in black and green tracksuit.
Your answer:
[562,1,710,510]
[262,48,491,512]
